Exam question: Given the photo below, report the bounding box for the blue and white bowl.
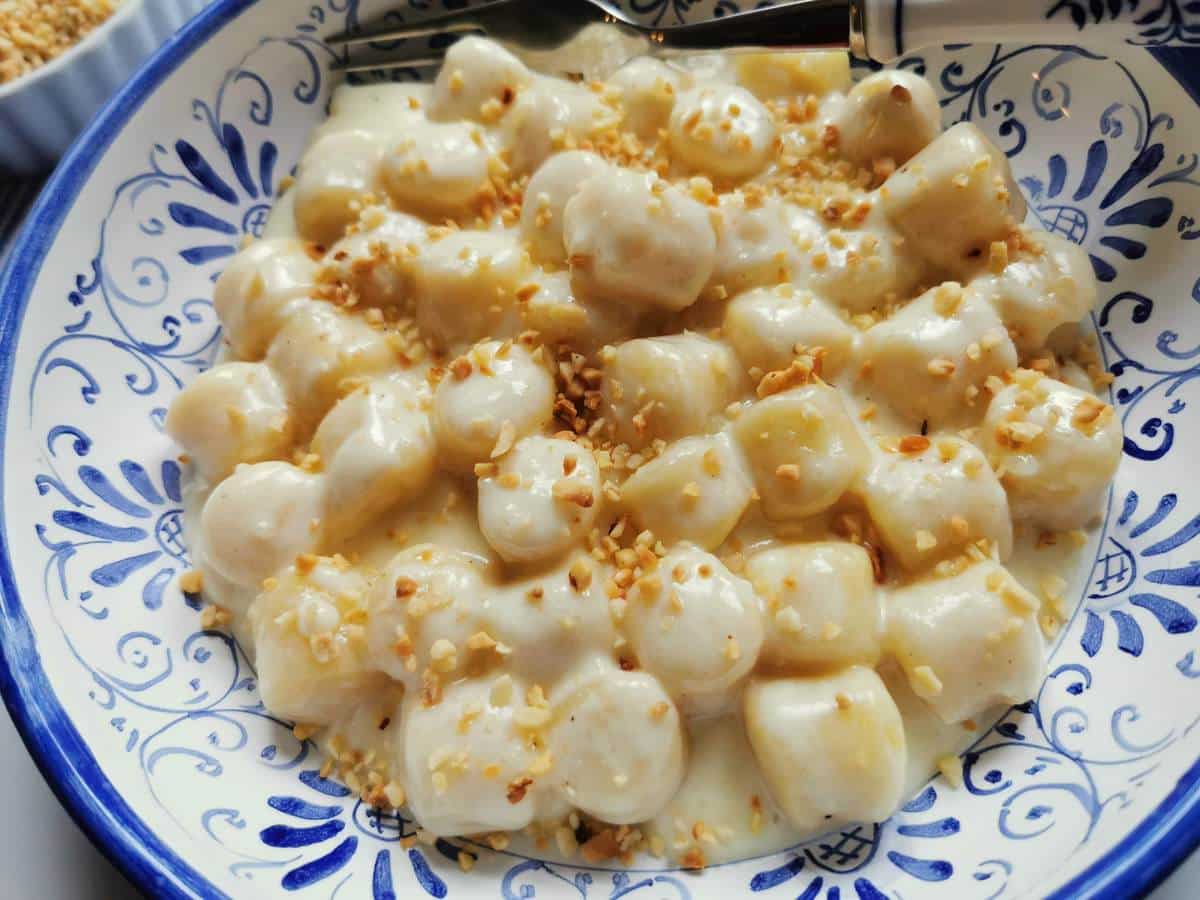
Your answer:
[2,1,1200,897]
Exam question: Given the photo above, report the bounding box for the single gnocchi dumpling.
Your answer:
[320,207,427,309]
[746,543,882,672]
[732,383,868,521]
[800,208,925,315]
[548,661,685,823]
[609,56,684,139]
[972,231,1098,352]
[833,70,942,167]
[723,284,854,377]
[432,340,555,472]
[521,151,611,266]
[213,238,318,360]
[403,676,564,836]
[312,375,437,542]
[711,195,804,295]
[864,436,1012,572]
[477,436,601,565]
[166,362,294,483]
[265,302,397,430]
[412,230,532,349]
[483,560,616,684]
[518,269,641,350]
[624,546,763,701]
[885,560,1045,723]
[620,433,753,550]
[734,51,850,100]
[978,374,1123,530]
[292,130,385,247]
[199,462,324,588]
[860,282,1018,428]
[603,334,745,448]
[380,121,491,220]
[429,36,531,124]
[881,122,1027,275]
[744,667,907,834]
[668,84,776,182]
[563,168,716,312]
[506,77,617,175]
[248,557,383,724]
[365,544,491,686]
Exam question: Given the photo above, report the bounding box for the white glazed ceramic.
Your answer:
[0,0,208,175]
[2,1,1200,897]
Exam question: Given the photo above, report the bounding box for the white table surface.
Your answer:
[0,705,1194,898]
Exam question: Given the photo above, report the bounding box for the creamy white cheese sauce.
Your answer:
[170,31,1120,868]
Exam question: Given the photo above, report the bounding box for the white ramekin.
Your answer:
[0,0,209,175]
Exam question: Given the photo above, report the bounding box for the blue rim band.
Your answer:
[0,4,1199,897]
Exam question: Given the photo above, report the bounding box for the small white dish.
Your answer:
[0,0,207,174]
[3,1,1200,898]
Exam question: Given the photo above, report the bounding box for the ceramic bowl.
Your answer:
[0,0,211,175]
[2,1,1200,897]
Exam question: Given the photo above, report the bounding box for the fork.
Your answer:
[328,0,1200,74]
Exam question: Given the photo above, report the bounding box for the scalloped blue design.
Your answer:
[4,1,1200,898]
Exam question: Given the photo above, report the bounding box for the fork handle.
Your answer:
[862,0,1200,61]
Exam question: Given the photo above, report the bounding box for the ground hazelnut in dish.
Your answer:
[0,0,119,83]
[169,32,1121,868]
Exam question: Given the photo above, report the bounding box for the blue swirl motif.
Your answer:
[20,1,1200,896]
[1045,0,1200,45]
[502,861,691,900]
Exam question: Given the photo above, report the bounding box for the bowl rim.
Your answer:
[1,1,1199,896]
[0,0,148,102]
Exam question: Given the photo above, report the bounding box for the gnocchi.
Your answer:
[212,238,318,360]
[265,301,397,430]
[173,32,1120,863]
[380,121,491,219]
[603,334,745,448]
[248,557,383,724]
[885,560,1045,724]
[859,282,1019,428]
[199,462,324,588]
[746,543,882,672]
[732,383,868,521]
[978,373,1123,530]
[563,168,717,312]
[549,662,686,823]
[722,284,854,376]
[833,70,942,166]
[292,130,385,247]
[881,122,1027,275]
[166,362,293,483]
[311,375,437,542]
[412,230,532,349]
[431,340,555,472]
[477,436,601,565]
[668,84,775,181]
[972,231,1098,352]
[744,668,907,833]
[619,432,753,550]
[521,151,611,266]
[863,436,1012,573]
[624,546,764,703]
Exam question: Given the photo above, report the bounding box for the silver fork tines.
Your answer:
[327,0,855,77]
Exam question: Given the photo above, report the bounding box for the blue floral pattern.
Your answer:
[1044,0,1200,45]
[9,0,1200,897]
